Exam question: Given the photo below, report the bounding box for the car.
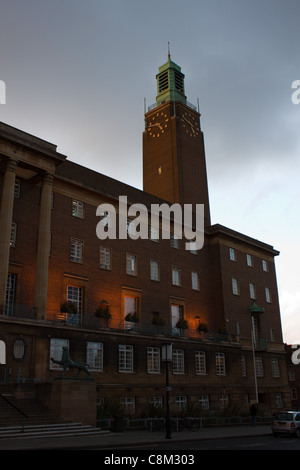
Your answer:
[272,411,300,437]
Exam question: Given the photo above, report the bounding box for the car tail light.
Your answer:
[291,422,295,428]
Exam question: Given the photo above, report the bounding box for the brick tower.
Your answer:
[143,54,211,227]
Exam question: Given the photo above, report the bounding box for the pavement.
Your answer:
[0,424,272,450]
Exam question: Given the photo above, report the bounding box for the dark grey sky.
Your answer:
[1,0,299,342]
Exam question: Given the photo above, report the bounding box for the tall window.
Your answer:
[262,259,268,272]
[216,352,226,376]
[271,358,280,377]
[175,396,187,412]
[195,351,206,375]
[191,271,200,290]
[67,286,83,319]
[5,273,16,316]
[173,349,185,374]
[50,338,69,370]
[172,266,181,286]
[241,356,247,377]
[87,342,103,371]
[171,304,184,335]
[246,254,253,267]
[265,287,271,303]
[229,247,236,261]
[170,233,179,249]
[147,347,161,374]
[150,260,159,281]
[255,357,264,377]
[126,253,137,276]
[70,238,83,263]
[232,278,239,295]
[249,282,256,299]
[119,345,134,373]
[100,246,111,270]
[72,199,84,218]
[10,222,17,247]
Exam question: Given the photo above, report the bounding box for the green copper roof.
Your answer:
[249,301,265,314]
[156,55,187,106]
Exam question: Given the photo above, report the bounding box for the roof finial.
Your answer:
[168,41,171,58]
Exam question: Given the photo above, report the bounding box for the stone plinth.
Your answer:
[40,379,97,426]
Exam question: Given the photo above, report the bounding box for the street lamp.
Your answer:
[161,342,173,439]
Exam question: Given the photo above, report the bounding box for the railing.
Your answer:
[147,99,198,113]
[0,393,28,431]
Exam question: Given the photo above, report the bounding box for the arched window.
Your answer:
[0,340,6,364]
[13,338,26,360]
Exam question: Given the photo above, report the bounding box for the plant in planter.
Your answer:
[125,312,139,323]
[197,322,208,333]
[95,301,111,327]
[60,302,78,315]
[152,316,166,326]
[176,318,188,330]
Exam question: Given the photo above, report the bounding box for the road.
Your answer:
[119,435,300,451]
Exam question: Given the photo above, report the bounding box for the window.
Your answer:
[232,278,239,295]
[124,294,139,328]
[173,349,185,374]
[150,260,160,281]
[220,394,229,408]
[149,396,163,408]
[0,340,6,365]
[191,271,200,290]
[157,165,162,176]
[198,395,209,410]
[100,246,111,270]
[50,338,69,370]
[126,253,137,276]
[119,345,134,373]
[14,180,20,198]
[172,266,181,286]
[87,342,103,371]
[176,396,187,412]
[216,352,226,376]
[229,247,236,261]
[271,358,280,377]
[147,347,161,374]
[67,286,83,318]
[10,222,17,247]
[120,397,135,414]
[241,356,247,377]
[265,287,271,303]
[5,273,16,316]
[195,351,206,375]
[171,304,184,336]
[70,238,83,263]
[72,199,84,218]
[262,259,268,272]
[255,357,264,377]
[170,233,179,249]
[249,282,256,300]
[246,254,253,267]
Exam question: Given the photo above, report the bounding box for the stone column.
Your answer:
[0,158,17,314]
[34,172,53,319]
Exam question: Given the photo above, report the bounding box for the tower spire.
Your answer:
[168,41,171,59]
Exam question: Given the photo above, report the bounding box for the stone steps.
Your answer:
[0,422,107,439]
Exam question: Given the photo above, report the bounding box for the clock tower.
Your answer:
[143,55,211,227]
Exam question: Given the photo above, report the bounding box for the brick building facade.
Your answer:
[0,56,290,417]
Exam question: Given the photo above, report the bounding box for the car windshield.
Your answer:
[275,413,294,421]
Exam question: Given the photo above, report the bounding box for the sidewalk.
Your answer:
[0,424,272,450]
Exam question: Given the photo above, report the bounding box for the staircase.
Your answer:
[0,394,106,440]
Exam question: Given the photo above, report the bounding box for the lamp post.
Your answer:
[162,342,173,439]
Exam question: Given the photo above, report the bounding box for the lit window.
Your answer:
[67,285,83,318]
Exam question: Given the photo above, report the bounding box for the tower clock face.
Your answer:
[181,111,200,138]
[147,112,169,138]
